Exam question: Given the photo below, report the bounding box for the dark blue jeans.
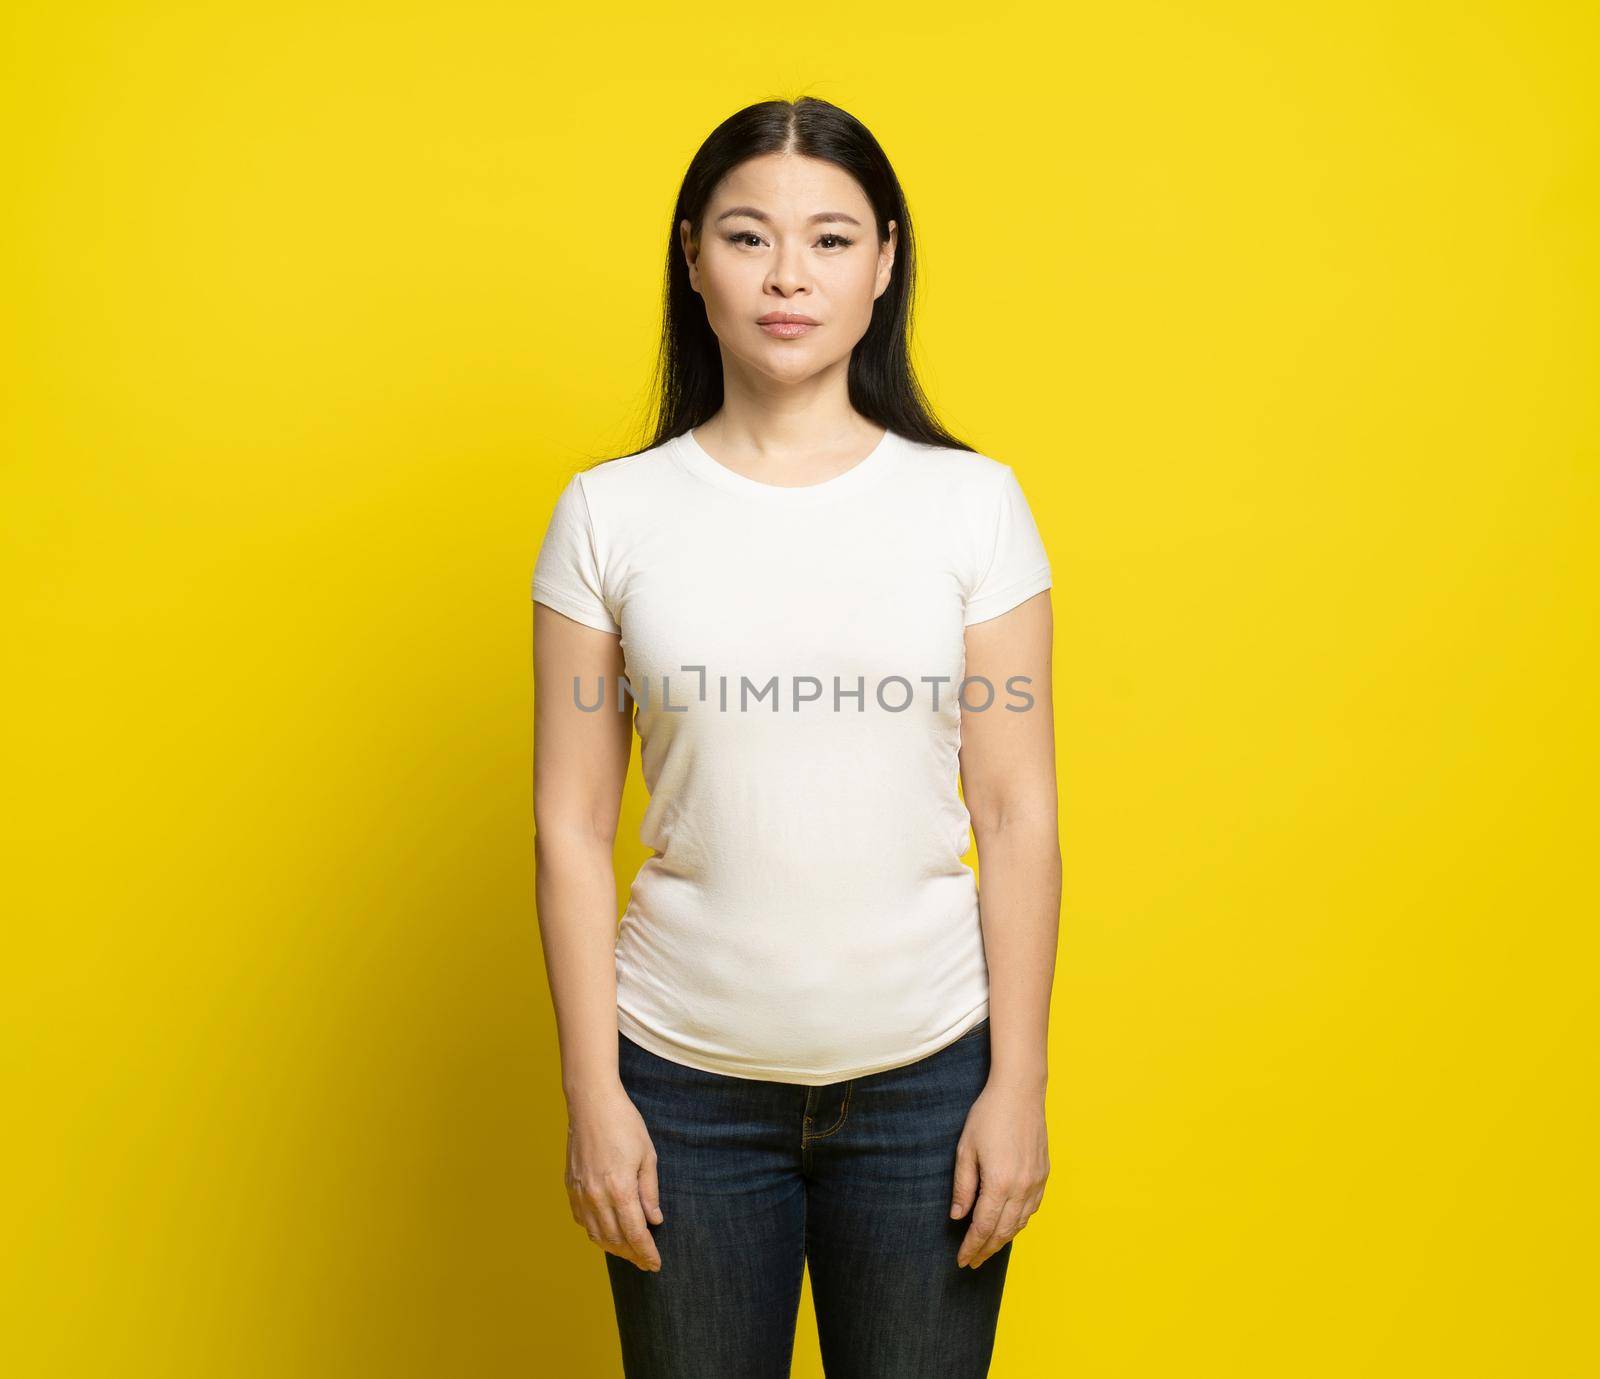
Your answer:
[605,1017,1011,1377]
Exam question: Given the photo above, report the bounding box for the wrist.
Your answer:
[986,1061,1048,1098]
[562,1062,626,1107]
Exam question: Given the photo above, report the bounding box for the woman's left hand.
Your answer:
[949,1079,1051,1268]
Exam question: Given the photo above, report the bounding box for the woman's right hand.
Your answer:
[564,1083,664,1272]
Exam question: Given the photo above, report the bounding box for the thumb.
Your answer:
[639,1157,665,1225]
[950,1141,978,1219]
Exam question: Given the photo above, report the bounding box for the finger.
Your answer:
[949,1140,978,1219]
[957,1184,1006,1267]
[588,1197,628,1260]
[596,1170,656,1272]
[609,1179,662,1272]
[579,1202,607,1249]
[1016,1184,1047,1229]
[968,1194,1026,1268]
[639,1153,665,1226]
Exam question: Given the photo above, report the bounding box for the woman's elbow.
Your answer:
[968,789,1059,843]
[533,812,618,863]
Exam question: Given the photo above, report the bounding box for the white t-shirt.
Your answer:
[531,425,1052,1084]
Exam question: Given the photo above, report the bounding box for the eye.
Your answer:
[723,230,856,250]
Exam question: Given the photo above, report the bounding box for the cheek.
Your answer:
[834,253,881,299]
[700,250,758,299]
[828,262,880,328]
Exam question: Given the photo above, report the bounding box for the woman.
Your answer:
[531,96,1060,1378]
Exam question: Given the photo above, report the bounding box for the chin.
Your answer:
[762,355,831,383]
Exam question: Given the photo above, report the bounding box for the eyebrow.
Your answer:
[712,206,863,228]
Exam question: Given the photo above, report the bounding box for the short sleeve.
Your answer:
[531,474,621,634]
[963,465,1053,626]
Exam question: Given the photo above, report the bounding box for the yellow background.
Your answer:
[4,2,1595,1375]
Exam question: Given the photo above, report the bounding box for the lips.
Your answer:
[757,312,819,339]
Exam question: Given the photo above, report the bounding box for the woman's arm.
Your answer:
[533,601,633,1095]
[960,586,1061,1089]
[533,602,663,1272]
[950,587,1061,1266]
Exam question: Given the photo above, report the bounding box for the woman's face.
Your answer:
[681,152,897,386]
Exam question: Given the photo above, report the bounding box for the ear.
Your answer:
[680,217,700,293]
[875,219,898,298]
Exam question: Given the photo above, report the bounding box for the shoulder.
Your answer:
[563,440,681,528]
[892,438,1022,509]
[898,438,1006,475]
[570,440,676,497]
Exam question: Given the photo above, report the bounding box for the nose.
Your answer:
[765,238,812,297]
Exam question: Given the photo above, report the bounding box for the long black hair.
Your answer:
[590,96,973,468]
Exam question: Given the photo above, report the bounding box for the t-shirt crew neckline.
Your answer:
[670,424,903,505]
